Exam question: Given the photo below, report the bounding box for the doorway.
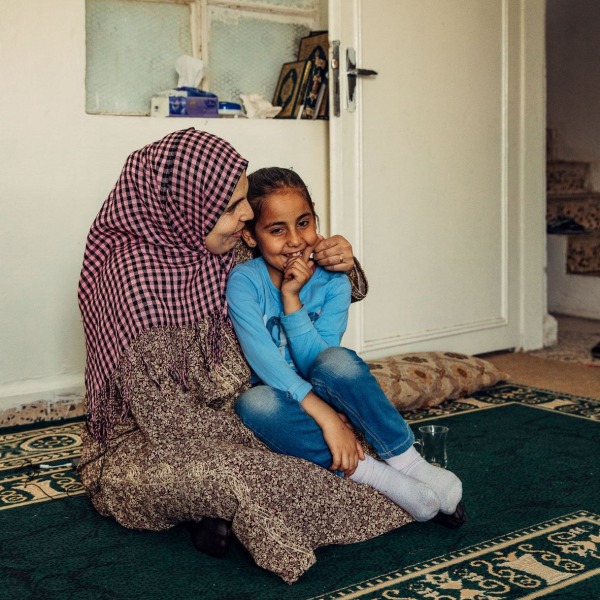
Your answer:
[546,0,600,322]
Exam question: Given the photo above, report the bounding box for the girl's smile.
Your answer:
[242,190,318,287]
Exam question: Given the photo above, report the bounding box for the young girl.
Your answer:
[226,167,465,525]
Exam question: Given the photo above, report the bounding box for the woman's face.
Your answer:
[205,172,253,255]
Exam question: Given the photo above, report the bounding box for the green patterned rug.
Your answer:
[1,384,598,599]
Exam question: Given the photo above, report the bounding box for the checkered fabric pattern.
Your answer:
[78,128,248,439]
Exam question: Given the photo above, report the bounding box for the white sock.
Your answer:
[385,446,462,515]
[350,455,440,522]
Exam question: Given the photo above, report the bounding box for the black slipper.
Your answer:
[189,517,232,558]
[431,501,466,528]
[592,342,600,359]
[546,217,586,234]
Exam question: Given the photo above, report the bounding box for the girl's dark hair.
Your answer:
[246,167,317,236]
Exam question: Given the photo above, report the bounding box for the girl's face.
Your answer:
[205,172,253,255]
[242,190,318,284]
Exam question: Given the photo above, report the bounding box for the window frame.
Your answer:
[129,0,320,92]
[86,0,321,114]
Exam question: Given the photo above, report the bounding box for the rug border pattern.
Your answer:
[0,421,85,510]
[404,383,599,424]
[309,511,600,600]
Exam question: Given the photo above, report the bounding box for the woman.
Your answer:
[77,128,412,584]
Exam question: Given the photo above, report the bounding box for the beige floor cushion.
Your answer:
[368,352,509,412]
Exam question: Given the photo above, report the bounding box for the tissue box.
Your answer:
[150,93,185,117]
[186,96,219,117]
[151,94,219,118]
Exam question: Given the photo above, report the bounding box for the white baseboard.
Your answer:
[547,236,600,320]
[0,374,85,413]
[543,313,558,347]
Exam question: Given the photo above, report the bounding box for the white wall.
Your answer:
[547,236,600,319]
[0,0,328,410]
[547,0,600,187]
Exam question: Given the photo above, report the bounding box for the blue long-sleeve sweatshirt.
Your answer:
[226,257,351,403]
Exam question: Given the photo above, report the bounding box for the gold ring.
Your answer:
[339,254,344,263]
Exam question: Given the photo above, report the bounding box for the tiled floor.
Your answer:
[528,313,600,367]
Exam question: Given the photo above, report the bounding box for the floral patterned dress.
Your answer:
[78,286,412,584]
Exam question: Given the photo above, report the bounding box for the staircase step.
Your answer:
[547,160,591,194]
[576,270,600,277]
[547,192,600,232]
[566,231,600,274]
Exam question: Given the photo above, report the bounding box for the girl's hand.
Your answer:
[321,417,362,476]
[337,411,366,464]
[301,392,362,477]
[281,244,316,300]
[313,235,355,272]
[337,411,352,428]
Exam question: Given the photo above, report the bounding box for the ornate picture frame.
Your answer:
[272,60,313,119]
[298,32,329,119]
[297,31,328,62]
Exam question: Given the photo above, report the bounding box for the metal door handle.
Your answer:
[346,48,378,111]
[347,68,378,77]
[331,44,379,115]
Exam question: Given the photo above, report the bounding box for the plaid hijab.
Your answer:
[78,129,248,442]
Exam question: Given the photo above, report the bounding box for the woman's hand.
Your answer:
[313,235,355,273]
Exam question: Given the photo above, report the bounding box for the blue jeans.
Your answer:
[235,347,415,472]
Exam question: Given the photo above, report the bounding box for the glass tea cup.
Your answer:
[414,425,449,468]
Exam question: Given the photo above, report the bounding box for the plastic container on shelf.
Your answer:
[218,102,246,118]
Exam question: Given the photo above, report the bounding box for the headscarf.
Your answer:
[78,128,248,442]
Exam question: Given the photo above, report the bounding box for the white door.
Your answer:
[329,0,546,359]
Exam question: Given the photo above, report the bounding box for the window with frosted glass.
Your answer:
[86,0,320,116]
[86,0,193,115]
[208,7,312,104]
